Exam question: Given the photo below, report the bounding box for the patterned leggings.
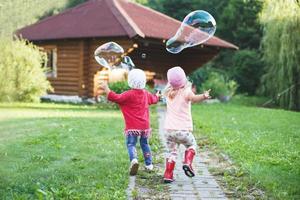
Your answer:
[165,130,197,162]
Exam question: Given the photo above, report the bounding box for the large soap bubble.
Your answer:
[94,42,124,69]
[166,10,216,54]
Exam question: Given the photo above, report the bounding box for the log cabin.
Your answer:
[17,0,238,98]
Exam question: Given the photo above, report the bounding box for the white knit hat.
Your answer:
[128,69,146,89]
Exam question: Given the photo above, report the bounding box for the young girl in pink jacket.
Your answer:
[163,66,211,183]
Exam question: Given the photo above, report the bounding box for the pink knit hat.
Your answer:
[167,66,187,89]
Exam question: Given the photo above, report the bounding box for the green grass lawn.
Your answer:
[1,97,299,199]
[0,103,131,199]
[193,97,300,199]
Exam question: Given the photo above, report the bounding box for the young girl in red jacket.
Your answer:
[100,69,159,176]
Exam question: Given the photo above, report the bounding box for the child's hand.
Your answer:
[189,89,211,103]
[99,82,110,94]
[155,90,161,98]
[203,89,211,99]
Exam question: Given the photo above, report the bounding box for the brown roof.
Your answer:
[17,0,238,49]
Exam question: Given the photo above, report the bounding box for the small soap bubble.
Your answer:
[166,10,216,54]
[141,53,147,59]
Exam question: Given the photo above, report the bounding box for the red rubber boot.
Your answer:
[183,148,195,177]
[163,159,175,183]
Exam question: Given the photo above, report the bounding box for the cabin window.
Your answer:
[43,46,57,78]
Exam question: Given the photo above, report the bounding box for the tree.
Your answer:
[231,50,264,95]
[184,0,264,95]
[38,0,88,20]
[132,0,149,4]
[143,0,262,49]
[144,0,226,26]
[259,0,300,110]
[218,0,263,49]
[0,0,68,38]
[65,0,87,8]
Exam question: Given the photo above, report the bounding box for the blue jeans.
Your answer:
[126,135,152,166]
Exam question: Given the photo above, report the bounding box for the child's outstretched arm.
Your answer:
[147,91,160,105]
[99,82,129,104]
[186,89,211,103]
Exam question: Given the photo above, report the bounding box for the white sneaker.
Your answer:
[129,159,139,176]
[145,164,153,171]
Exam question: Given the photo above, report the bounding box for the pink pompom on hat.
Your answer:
[167,66,187,89]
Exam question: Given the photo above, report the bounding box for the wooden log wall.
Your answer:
[37,38,134,97]
[82,40,90,97]
[37,40,82,96]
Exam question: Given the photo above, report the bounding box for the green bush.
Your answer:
[108,81,153,94]
[189,67,229,93]
[189,67,210,92]
[201,71,238,101]
[108,81,131,94]
[0,38,51,102]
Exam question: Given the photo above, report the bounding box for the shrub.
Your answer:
[201,71,238,101]
[108,81,130,94]
[0,38,51,102]
[189,67,210,92]
[108,81,153,94]
[189,67,226,92]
